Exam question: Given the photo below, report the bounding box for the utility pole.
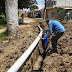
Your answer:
[44,0,46,19]
[44,0,46,9]
[53,0,54,6]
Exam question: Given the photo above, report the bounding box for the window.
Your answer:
[47,1,56,7]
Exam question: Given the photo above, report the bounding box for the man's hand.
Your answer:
[39,36,42,39]
[40,36,42,39]
[39,36,44,40]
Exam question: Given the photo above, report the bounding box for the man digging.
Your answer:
[46,19,65,53]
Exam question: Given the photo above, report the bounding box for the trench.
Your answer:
[18,20,72,72]
[18,29,50,72]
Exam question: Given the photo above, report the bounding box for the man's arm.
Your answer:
[48,23,52,40]
[40,34,46,40]
[48,23,52,35]
[40,37,44,40]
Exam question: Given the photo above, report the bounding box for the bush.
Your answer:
[4,29,11,36]
[0,14,6,24]
[0,32,7,41]
[0,25,5,29]
[0,29,11,41]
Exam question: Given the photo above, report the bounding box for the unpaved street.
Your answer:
[0,18,72,72]
[0,18,39,72]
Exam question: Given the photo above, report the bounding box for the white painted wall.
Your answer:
[55,0,72,7]
[18,9,25,17]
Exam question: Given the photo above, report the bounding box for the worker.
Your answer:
[21,13,24,19]
[58,11,62,20]
[46,19,65,53]
[40,30,48,58]
[66,11,70,22]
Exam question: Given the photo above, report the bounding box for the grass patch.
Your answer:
[0,25,5,29]
[0,32,7,41]
[0,29,11,41]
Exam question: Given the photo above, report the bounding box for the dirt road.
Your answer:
[0,18,72,72]
[0,18,39,72]
[41,20,72,72]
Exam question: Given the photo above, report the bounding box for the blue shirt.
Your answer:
[48,20,65,35]
[42,34,48,45]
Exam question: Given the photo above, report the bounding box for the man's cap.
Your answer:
[42,30,46,33]
[46,19,50,23]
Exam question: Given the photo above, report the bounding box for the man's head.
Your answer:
[46,19,49,24]
[42,30,46,35]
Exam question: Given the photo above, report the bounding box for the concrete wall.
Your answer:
[55,8,66,19]
[46,8,55,19]
[56,0,72,6]
[18,9,27,18]
[55,7,72,19]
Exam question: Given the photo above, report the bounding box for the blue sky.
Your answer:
[36,0,45,9]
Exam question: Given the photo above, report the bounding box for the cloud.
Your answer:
[38,4,45,10]
[36,0,45,9]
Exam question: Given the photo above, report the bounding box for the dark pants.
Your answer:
[43,44,48,51]
[51,32,64,52]
[66,16,69,22]
[42,44,48,59]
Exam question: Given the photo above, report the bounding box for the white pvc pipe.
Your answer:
[7,26,43,72]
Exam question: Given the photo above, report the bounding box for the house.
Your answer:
[46,0,72,19]
[18,9,27,18]
[29,9,44,18]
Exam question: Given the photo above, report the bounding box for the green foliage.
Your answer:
[0,29,11,41]
[18,0,37,9]
[30,5,39,11]
[0,25,5,29]
[0,0,5,15]
[0,0,37,14]
[18,11,19,16]
[4,29,11,36]
[0,32,7,41]
[0,14,6,24]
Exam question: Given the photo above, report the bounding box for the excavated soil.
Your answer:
[0,18,72,72]
[0,18,39,72]
[41,20,72,72]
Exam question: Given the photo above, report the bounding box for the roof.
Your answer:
[57,6,72,9]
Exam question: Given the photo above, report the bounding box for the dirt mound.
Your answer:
[42,54,72,72]
[0,19,72,72]
[0,18,39,72]
[41,20,72,72]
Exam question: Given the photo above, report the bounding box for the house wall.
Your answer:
[55,8,72,19]
[18,10,27,18]
[56,0,72,7]
[46,0,72,7]
[46,0,56,7]
[46,0,72,19]
[46,8,55,19]
[55,8,66,19]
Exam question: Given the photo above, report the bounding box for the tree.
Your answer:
[0,0,37,36]
[5,0,19,36]
[30,5,39,11]
[18,0,37,9]
[0,0,5,14]
[0,0,37,14]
